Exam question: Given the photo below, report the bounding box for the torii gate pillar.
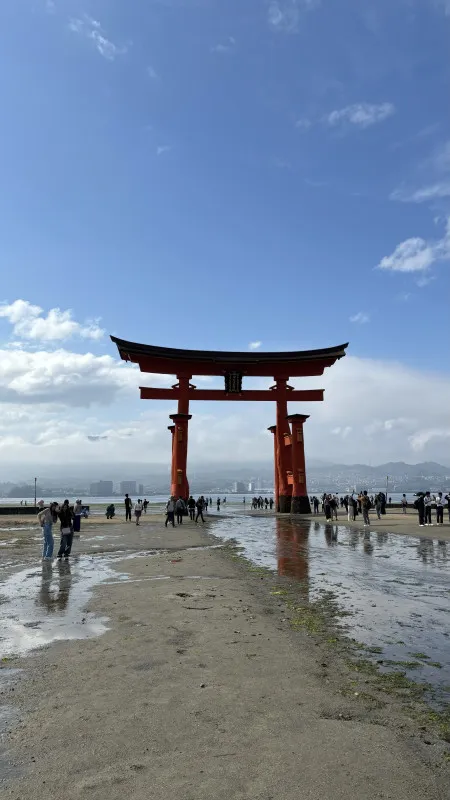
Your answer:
[268,425,279,512]
[287,414,311,514]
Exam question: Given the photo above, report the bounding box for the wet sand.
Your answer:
[1,519,449,799]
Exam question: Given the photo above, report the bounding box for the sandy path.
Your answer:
[1,520,448,799]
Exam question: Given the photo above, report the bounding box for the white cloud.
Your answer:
[0,347,140,406]
[69,15,128,61]
[326,102,395,129]
[376,218,450,274]
[391,182,450,203]
[349,312,370,324]
[409,429,450,452]
[391,140,450,205]
[295,118,312,130]
[156,145,171,156]
[0,300,104,341]
[2,353,450,471]
[248,341,262,350]
[267,0,319,33]
[211,37,236,54]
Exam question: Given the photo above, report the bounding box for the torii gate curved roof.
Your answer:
[111,336,348,378]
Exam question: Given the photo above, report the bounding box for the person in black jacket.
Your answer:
[57,500,74,560]
[414,493,425,527]
[187,496,196,521]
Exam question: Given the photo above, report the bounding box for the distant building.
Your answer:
[233,481,246,493]
[120,480,137,495]
[248,480,256,493]
[138,483,144,496]
[90,480,113,496]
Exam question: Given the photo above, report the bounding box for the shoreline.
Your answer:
[1,518,448,798]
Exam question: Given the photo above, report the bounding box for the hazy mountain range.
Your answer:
[1,461,448,490]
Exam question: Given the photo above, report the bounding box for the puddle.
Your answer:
[211,516,450,704]
[0,556,129,657]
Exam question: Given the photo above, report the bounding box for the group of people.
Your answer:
[249,496,274,510]
[312,490,449,528]
[123,494,150,524]
[37,499,83,561]
[414,492,449,527]
[165,495,211,526]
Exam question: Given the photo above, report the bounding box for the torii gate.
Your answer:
[111,337,348,514]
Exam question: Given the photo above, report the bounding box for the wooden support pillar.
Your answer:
[267,425,279,512]
[169,414,191,499]
[286,414,311,514]
[168,374,192,499]
[167,424,175,492]
[275,378,292,513]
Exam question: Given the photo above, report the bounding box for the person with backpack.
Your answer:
[424,491,433,526]
[175,497,186,525]
[196,496,205,524]
[165,496,176,527]
[361,491,371,526]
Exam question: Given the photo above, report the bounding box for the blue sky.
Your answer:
[0,0,449,473]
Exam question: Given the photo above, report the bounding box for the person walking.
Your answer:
[313,496,319,514]
[124,493,132,522]
[134,499,143,525]
[361,491,371,526]
[269,497,274,510]
[73,499,82,533]
[347,496,355,522]
[175,497,186,525]
[143,499,149,514]
[324,494,332,522]
[196,496,205,524]
[414,493,425,527]
[187,495,196,521]
[217,497,221,512]
[375,493,382,520]
[165,496,176,527]
[401,494,408,514]
[57,501,74,560]
[37,502,59,561]
[436,492,444,525]
[424,491,433,526]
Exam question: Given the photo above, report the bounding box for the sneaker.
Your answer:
[419,524,424,527]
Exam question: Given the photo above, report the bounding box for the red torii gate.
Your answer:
[110,337,348,514]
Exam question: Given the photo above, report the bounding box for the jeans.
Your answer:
[195,509,204,523]
[165,511,175,527]
[424,507,432,524]
[125,508,132,521]
[437,507,443,524]
[43,523,54,558]
[58,533,73,558]
[189,508,195,520]
[363,509,370,525]
[176,512,183,524]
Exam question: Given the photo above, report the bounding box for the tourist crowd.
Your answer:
[37,498,82,561]
[310,491,449,527]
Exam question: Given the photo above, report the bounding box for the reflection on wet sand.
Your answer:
[36,561,72,612]
[211,515,450,702]
[276,519,309,586]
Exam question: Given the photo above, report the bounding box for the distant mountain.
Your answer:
[308,461,450,480]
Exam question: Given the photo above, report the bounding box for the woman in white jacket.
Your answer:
[37,502,59,560]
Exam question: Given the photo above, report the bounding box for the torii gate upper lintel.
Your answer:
[110,337,348,514]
